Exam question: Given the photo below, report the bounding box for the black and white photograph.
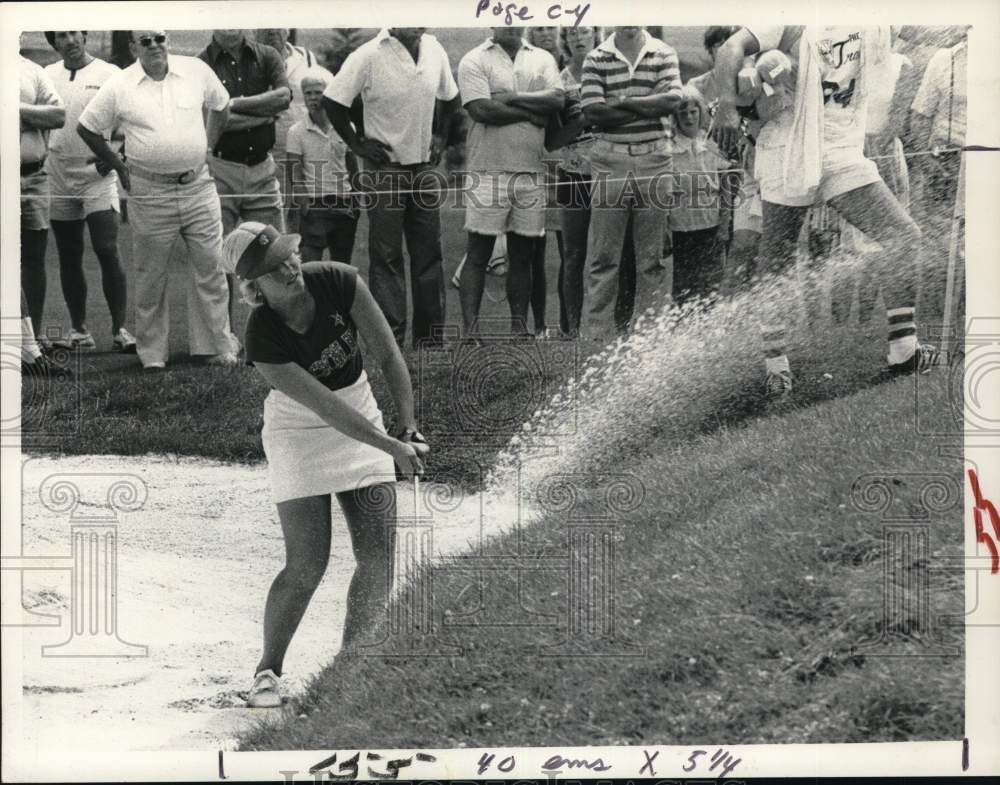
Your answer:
[2,0,998,781]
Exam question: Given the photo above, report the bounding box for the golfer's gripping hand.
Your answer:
[392,436,430,479]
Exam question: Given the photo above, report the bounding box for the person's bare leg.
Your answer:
[51,219,89,333]
[255,495,331,677]
[21,228,48,338]
[828,181,926,367]
[459,232,497,335]
[86,209,127,335]
[336,483,396,652]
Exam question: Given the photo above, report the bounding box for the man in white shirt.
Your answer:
[323,28,461,348]
[712,26,938,401]
[457,27,565,338]
[44,30,135,354]
[77,29,237,371]
[20,54,65,373]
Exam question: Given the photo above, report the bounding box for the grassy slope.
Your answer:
[238,372,963,750]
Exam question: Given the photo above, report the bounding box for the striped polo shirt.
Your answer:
[580,31,682,144]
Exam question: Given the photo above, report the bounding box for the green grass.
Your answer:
[237,371,963,750]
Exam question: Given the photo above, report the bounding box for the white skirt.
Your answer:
[261,371,396,503]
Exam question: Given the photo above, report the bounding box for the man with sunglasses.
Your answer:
[77,30,237,370]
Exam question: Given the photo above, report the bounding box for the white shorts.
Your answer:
[755,142,881,207]
[260,371,396,504]
[47,157,120,221]
[464,172,547,237]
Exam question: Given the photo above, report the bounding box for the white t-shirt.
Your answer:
[866,52,910,136]
[747,25,867,150]
[45,57,121,160]
[911,42,967,148]
[325,29,459,166]
[458,38,561,173]
[286,116,351,198]
[79,55,230,173]
[20,55,63,164]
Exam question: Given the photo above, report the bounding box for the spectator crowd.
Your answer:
[19,25,967,397]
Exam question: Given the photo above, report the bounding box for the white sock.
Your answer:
[21,317,42,362]
[762,323,790,376]
[888,334,918,364]
[887,307,918,364]
[765,354,791,376]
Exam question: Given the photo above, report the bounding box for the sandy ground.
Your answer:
[9,454,493,754]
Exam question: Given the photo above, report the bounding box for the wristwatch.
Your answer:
[394,427,426,444]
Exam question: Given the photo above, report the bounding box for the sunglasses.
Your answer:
[136,34,167,48]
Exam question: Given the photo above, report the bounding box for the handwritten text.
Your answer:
[474,0,592,27]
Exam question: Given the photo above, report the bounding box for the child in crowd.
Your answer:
[667,87,738,304]
[286,69,358,263]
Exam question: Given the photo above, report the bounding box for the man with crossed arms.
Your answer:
[78,29,236,370]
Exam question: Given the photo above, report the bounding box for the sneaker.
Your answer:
[764,369,794,399]
[206,352,239,368]
[246,669,282,708]
[888,343,940,376]
[112,328,137,354]
[53,330,96,350]
[142,361,166,373]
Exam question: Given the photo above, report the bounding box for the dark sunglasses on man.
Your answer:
[137,33,167,47]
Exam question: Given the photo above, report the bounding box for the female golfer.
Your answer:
[222,221,429,709]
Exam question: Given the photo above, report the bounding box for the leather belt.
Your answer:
[212,149,269,167]
[595,139,669,156]
[128,163,205,185]
[21,160,46,176]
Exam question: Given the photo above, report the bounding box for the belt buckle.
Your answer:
[177,169,195,185]
[628,143,643,156]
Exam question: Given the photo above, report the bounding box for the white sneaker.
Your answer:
[206,352,239,367]
[246,669,282,708]
[112,328,137,354]
[53,329,96,350]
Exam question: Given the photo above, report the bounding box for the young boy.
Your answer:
[286,70,358,263]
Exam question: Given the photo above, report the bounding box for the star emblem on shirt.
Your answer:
[331,313,345,327]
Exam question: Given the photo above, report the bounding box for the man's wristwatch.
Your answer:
[394,427,426,444]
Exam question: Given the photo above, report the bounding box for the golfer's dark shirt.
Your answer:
[245,262,364,392]
[198,39,288,160]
